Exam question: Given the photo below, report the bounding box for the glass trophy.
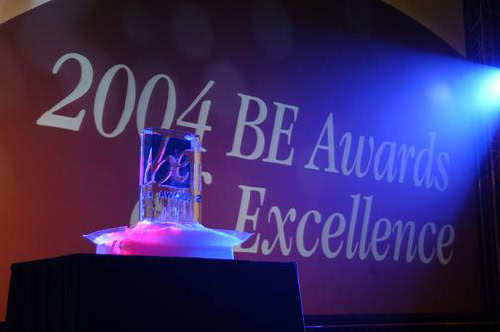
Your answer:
[84,127,252,259]
[139,128,202,224]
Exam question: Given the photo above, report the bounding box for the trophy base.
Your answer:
[84,221,252,260]
[96,241,235,259]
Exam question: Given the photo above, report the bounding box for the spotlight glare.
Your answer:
[478,70,500,111]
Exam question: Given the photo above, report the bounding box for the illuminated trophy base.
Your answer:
[86,221,250,260]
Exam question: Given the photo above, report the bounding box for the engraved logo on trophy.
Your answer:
[143,137,191,189]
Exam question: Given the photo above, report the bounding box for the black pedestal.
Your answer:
[6,254,304,331]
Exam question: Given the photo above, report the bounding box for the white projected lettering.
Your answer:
[36,51,214,184]
[36,51,457,265]
[37,52,215,148]
[305,113,450,191]
[234,185,455,265]
[226,93,300,166]
[36,53,93,131]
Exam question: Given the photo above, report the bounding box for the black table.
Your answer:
[7,254,304,332]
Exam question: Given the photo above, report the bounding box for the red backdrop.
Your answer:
[0,0,490,319]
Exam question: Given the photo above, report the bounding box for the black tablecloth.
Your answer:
[7,254,304,332]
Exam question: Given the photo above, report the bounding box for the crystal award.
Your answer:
[84,128,252,260]
[139,128,202,224]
